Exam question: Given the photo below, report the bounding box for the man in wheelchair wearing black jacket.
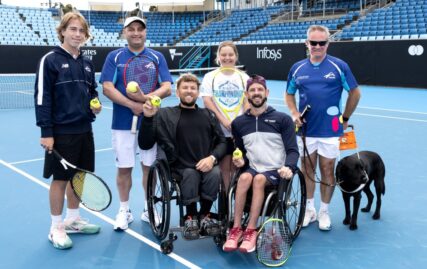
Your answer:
[138,73,227,240]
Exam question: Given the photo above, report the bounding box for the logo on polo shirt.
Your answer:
[61,63,69,69]
[85,66,92,72]
[324,72,336,79]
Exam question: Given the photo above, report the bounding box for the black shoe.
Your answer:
[200,214,220,236]
[183,216,200,240]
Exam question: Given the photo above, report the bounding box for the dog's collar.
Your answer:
[337,181,366,194]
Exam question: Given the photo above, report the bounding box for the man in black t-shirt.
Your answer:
[139,73,227,240]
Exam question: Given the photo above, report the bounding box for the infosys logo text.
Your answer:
[256,47,282,61]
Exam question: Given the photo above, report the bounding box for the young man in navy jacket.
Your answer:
[35,12,101,249]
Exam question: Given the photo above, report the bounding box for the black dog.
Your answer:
[335,151,385,230]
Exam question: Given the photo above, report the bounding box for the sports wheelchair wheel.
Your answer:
[283,168,306,240]
[147,159,171,240]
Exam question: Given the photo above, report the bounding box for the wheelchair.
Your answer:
[226,168,306,241]
[146,158,228,254]
[146,158,306,254]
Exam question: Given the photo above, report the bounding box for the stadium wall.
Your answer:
[0,40,425,88]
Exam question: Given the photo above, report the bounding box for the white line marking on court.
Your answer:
[9,147,113,165]
[267,98,427,115]
[267,103,427,122]
[0,159,201,269]
[357,106,427,115]
[353,113,427,123]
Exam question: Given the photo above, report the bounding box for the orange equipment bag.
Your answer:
[339,125,358,150]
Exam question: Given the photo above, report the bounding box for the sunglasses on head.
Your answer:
[308,40,328,46]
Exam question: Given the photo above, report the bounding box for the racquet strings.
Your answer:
[257,218,292,267]
[212,68,245,120]
[71,171,111,211]
[125,56,158,94]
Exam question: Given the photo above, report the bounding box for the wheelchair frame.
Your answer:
[146,159,306,254]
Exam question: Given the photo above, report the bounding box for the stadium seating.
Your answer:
[0,0,426,48]
[180,5,289,45]
[337,0,427,41]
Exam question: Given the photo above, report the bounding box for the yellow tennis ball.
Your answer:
[90,98,101,109]
[151,96,161,107]
[126,81,139,93]
[233,148,243,159]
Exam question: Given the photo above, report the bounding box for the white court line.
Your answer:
[267,97,427,115]
[0,159,201,269]
[353,113,427,123]
[9,147,113,165]
[267,102,427,121]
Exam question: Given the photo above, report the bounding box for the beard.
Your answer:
[248,96,267,108]
[180,97,197,107]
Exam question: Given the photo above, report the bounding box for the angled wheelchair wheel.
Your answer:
[283,168,306,240]
[147,159,171,240]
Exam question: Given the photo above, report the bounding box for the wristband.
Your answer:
[342,116,350,122]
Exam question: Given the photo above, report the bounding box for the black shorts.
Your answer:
[43,132,95,181]
[225,137,235,155]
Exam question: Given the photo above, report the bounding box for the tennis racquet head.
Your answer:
[211,67,246,121]
[70,170,112,212]
[257,179,292,267]
[123,54,159,94]
[52,149,112,212]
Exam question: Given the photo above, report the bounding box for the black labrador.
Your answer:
[335,151,385,230]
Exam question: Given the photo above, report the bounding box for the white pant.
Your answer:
[297,136,340,159]
[112,130,157,168]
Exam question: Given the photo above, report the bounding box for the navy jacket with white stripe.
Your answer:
[231,106,299,173]
[34,46,98,137]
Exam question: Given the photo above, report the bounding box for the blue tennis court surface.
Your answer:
[0,80,426,269]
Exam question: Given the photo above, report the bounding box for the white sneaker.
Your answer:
[141,210,162,226]
[141,210,149,223]
[303,208,317,227]
[48,224,72,249]
[114,209,134,230]
[64,217,100,234]
[318,210,332,231]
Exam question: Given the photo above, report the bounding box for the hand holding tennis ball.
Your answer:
[90,98,101,109]
[233,148,243,159]
[126,81,139,93]
[150,96,161,107]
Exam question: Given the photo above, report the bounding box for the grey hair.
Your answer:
[306,25,330,39]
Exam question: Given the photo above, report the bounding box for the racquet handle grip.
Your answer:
[300,105,311,120]
[131,115,138,134]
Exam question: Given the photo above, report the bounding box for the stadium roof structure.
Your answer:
[139,0,205,6]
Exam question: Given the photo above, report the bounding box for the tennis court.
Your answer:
[0,76,426,269]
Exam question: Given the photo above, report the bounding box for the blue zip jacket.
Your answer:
[34,46,98,137]
[231,106,299,173]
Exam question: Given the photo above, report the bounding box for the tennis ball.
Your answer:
[126,81,139,93]
[233,148,243,159]
[90,98,101,109]
[151,96,161,107]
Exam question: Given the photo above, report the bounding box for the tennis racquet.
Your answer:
[123,54,159,134]
[52,149,112,212]
[211,67,246,121]
[257,179,292,267]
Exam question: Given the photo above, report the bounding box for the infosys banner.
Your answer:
[0,40,426,88]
